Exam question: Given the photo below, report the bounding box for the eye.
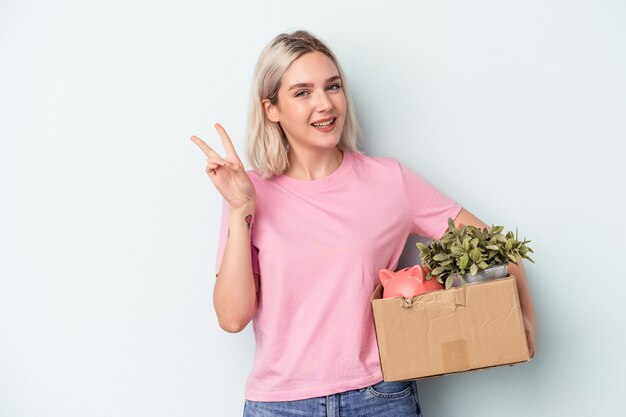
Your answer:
[327,83,342,91]
[295,90,310,97]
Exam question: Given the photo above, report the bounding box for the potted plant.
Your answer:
[416,218,534,289]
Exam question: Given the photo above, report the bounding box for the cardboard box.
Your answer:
[371,276,530,381]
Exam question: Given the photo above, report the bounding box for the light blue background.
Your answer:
[1,1,624,416]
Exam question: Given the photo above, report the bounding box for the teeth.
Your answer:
[312,118,334,127]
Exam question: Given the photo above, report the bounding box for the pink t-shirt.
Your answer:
[215,150,462,402]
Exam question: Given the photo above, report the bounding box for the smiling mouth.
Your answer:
[311,118,336,128]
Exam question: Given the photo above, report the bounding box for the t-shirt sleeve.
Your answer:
[214,198,260,277]
[398,161,463,239]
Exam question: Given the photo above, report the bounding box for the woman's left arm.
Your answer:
[452,208,536,358]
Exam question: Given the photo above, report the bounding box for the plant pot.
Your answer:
[448,264,509,288]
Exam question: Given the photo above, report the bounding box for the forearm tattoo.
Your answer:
[226,214,253,239]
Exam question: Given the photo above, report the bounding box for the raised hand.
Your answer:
[191,123,256,210]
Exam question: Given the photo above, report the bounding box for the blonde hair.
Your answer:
[246,30,362,179]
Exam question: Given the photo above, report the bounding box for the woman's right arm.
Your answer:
[191,123,259,333]
[213,200,258,333]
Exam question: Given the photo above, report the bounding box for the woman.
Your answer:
[191,30,536,417]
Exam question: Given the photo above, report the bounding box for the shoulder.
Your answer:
[246,168,261,178]
[353,152,433,189]
[350,152,409,183]
[244,168,281,191]
[351,151,402,172]
[245,168,268,183]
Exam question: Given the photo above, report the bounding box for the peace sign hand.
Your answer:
[191,124,256,210]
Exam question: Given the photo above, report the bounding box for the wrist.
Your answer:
[229,199,256,214]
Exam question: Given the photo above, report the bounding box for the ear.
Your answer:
[379,269,394,287]
[408,265,426,282]
[263,99,280,123]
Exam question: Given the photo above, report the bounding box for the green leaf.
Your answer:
[485,245,500,251]
[478,261,489,269]
[451,247,466,256]
[431,267,446,276]
[433,253,450,261]
[470,264,478,275]
[445,276,454,289]
[470,248,481,262]
[460,254,469,270]
[507,253,518,263]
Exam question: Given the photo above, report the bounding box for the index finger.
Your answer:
[190,135,221,159]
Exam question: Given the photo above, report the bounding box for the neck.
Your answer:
[284,146,344,181]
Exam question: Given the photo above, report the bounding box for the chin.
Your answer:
[323,134,343,148]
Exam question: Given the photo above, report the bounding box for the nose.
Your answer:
[314,90,333,112]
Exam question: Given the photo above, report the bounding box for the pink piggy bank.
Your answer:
[379,265,444,299]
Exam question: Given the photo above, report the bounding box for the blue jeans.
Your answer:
[243,379,422,416]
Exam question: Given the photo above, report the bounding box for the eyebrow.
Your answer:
[287,75,341,91]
